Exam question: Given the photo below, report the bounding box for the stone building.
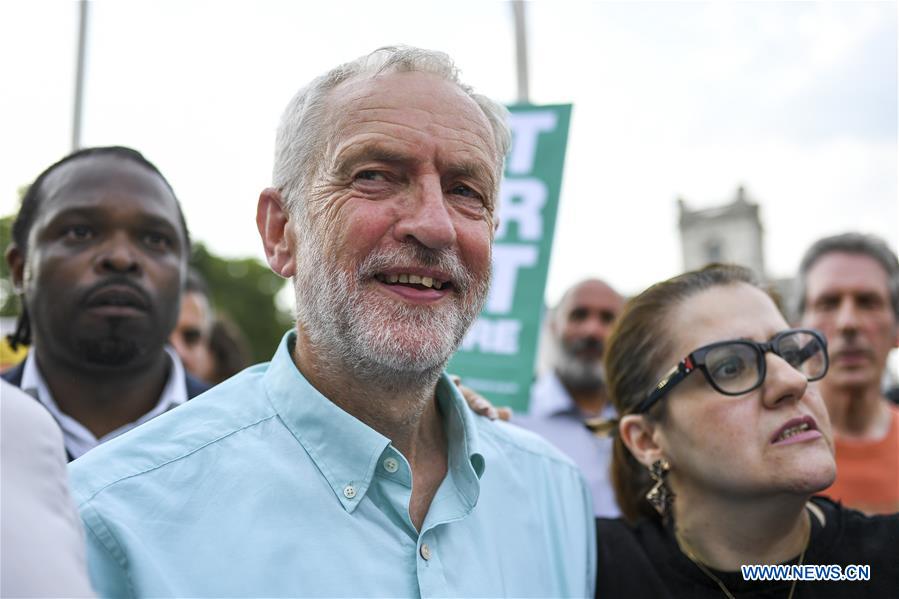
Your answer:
[677,186,798,321]
[678,185,766,279]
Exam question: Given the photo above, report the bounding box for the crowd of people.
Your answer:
[1,45,897,598]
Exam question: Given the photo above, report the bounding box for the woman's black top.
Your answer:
[596,496,898,598]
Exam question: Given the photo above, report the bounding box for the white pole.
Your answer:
[511,0,530,104]
[72,0,89,151]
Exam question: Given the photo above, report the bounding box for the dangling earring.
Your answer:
[646,459,674,517]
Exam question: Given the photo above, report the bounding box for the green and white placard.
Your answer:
[448,103,571,412]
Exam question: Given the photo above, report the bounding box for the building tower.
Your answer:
[678,185,766,279]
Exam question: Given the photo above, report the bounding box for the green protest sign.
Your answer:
[448,104,571,412]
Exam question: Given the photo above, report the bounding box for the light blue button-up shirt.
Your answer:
[514,372,620,518]
[69,332,596,598]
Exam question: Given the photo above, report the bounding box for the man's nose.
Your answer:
[761,352,808,409]
[578,315,610,341]
[393,175,456,250]
[95,232,141,274]
[169,333,186,356]
[834,299,860,333]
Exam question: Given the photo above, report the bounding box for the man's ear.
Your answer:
[5,244,25,290]
[619,414,665,468]
[256,188,297,278]
[546,312,559,339]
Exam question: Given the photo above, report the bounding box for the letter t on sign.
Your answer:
[506,111,558,174]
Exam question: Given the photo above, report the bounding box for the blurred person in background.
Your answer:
[204,317,251,383]
[169,267,215,381]
[514,278,624,516]
[1,380,94,597]
[2,146,209,460]
[169,267,251,384]
[68,46,595,597]
[796,233,899,514]
[596,264,898,597]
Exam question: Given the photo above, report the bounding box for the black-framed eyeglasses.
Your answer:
[632,328,829,414]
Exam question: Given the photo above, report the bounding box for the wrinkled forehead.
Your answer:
[805,251,892,300]
[324,72,498,160]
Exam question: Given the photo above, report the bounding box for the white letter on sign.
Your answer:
[506,111,558,174]
[460,318,522,355]
[497,178,547,241]
[486,244,538,314]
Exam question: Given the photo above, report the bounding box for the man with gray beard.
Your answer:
[68,47,595,598]
[514,279,624,516]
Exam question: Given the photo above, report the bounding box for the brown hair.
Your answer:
[604,264,759,523]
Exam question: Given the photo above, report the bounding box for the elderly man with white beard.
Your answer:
[514,279,625,517]
[68,47,595,598]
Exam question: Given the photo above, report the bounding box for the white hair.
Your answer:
[272,45,511,217]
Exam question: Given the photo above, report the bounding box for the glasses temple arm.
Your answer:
[633,360,691,414]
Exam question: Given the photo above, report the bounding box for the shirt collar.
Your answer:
[529,371,617,420]
[20,347,188,459]
[264,331,484,513]
[528,371,576,418]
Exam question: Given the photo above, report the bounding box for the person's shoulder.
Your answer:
[478,417,581,472]
[811,496,899,564]
[829,497,899,533]
[0,361,25,386]
[1,380,66,464]
[596,516,673,598]
[813,495,899,527]
[184,372,212,398]
[1,379,57,433]
[69,364,274,503]
[596,515,665,550]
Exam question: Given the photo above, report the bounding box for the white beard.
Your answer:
[294,234,490,386]
[551,339,606,391]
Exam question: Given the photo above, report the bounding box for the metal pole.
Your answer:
[72,0,89,151]
[511,0,530,104]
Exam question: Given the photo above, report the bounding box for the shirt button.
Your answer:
[420,543,432,561]
[383,457,399,473]
[343,484,356,499]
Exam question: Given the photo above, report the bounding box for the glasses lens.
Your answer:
[705,343,760,394]
[776,331,827,380]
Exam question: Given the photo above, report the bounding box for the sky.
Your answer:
[1,0,896,304]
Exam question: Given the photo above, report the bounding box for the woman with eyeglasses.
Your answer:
[595,264,898,598]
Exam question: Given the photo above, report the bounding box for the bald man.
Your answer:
[514,279,624,516]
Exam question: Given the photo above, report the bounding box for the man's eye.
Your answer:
[569,308,588,322]
[62,225,94,241]
[182,329,202,346]
[814,297,839,311]
[143,232,172,249]
[856,294,884,310]
[354,170,388,182]
[449,184,482,200]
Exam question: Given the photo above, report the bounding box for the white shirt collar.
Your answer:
[20,346,188,459]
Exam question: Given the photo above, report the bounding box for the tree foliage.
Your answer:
[1,214,16,316]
